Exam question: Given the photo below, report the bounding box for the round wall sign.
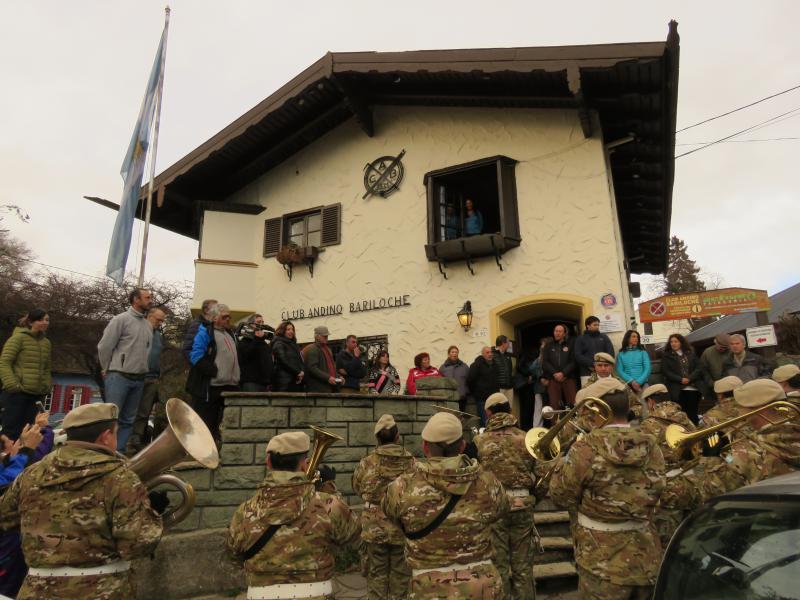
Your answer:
[363,150,405,198]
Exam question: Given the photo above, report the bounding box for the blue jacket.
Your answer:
[464,211,483,235]
[615,348,652,386]
[0,450,31,486]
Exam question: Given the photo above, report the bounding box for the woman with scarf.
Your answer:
[271,321,305,392]
[368,350,401,395]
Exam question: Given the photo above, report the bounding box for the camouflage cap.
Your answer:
[575,376,626,403]
[772,364,800,384]
[594,352,616,365]
[641,383,668,402]
[421,412,462,444]
[484,392,508,411]
[374,413,396,435]
[714,375,743,394]
[62,403,118,430]
[733,379,785,408]
[266,431,310,454]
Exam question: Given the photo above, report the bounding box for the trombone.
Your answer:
[526,397,612,497]
[665,400,800,457]
[431,404,483,437]
[525,397,612,462]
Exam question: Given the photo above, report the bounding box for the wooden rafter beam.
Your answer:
[330,75,374,137]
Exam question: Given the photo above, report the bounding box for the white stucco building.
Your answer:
[140,24,680,372]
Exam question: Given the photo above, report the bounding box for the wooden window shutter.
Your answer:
[263,217,283,257]
[320,203,341,247]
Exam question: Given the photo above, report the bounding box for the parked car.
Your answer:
[654,471,800,600]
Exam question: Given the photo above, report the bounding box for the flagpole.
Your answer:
[138,6,171,287]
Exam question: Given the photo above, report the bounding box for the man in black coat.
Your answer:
[335,335,367,392]
[236,314,274,392]
[492,335,514,405]
[467,346,499,426]
[574,316,615,387]
[541,324,577,410]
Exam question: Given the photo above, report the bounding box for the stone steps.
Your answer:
[541,536,572,550]
[534,510,570,524]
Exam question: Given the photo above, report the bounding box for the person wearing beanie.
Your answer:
[574,316,615,387]
[228,431,360,600]
[383,412,509,598]
[474,393,536,599]
[352,415,416,600]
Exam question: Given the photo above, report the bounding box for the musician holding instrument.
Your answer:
[351,414,416,600]
[227,431,360,600]
[0,403,165,600]
[383,412,509,599]
[474,393,536,600]
[549,379,666,600]
[638,384,696,548]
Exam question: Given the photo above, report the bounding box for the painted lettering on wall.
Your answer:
[280,295,411,321]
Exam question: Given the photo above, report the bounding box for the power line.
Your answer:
[675,107,800,159]
[675,136,800,146]
[676,84,800,133]
[17,257,108,282]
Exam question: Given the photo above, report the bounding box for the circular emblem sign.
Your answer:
[649,301,667,317]
[363,151,405,198]
[600,293,618,308]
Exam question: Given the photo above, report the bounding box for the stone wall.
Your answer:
[171,391,456,532]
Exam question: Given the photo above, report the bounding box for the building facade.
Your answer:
[142,25,680,377]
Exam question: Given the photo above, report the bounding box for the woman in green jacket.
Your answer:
[0,310,51,440]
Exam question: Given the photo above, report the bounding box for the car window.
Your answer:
[656,500,800,600]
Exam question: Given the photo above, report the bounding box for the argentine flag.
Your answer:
[106,21,168,285]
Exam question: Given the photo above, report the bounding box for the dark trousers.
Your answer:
[679,389,702,425]
[547,378,577,410]
[126,379,160,454]
[517,385,534,431]
[192,385,237,444]
[0,392,42,440]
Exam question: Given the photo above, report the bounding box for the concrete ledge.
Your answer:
[133,528,244,600]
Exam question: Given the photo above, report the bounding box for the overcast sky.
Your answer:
[1,1,796,299]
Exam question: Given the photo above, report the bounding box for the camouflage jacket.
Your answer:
[475,413,535,510]
[549,425,665,585]
[586,374,641,417]
[0,442,162,599]
[640,401,696,469]
[700,398,756,442]
[351,443,416,545]
[383,454,509,570]
[227,470,360,587]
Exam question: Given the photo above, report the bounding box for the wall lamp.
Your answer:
[457,301,473,332]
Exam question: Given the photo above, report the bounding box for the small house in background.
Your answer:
[47,353,102,424]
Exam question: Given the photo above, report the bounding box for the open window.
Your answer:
[424,156,520,276]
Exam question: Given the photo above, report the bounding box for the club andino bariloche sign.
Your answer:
[280,295,411,321]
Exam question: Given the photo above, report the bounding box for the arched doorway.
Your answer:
[489,293,592,418]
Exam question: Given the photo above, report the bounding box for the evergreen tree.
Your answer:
[661,236,706,295]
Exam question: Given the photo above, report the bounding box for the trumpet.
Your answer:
[665,400,800,457]
[431,405,483,437]
[306,425,343,481]
[526,397,612,462]
[128,398,219,528]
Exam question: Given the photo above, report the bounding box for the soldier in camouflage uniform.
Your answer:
[550,385,665,600]
[0,403,163,600]
[585,353,642,419]
[638,384,695,548]
[700,376,744,427]
[556,375,623,452]
[351,414,416,600]
[663,379,799,513]
[228,431,360,600]
[383,411,509,599]
[474,393,536,600]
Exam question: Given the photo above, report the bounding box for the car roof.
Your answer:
[716,471,800,501]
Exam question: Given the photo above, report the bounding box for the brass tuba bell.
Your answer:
[128,398,220,528]
[305,425,343,481]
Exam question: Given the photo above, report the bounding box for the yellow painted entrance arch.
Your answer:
[489,293,594,342]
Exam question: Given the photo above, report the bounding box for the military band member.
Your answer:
[227,431,360,600]
[351,414,416,600]
[639,384,695,548]
[773,363,800,394]
[383,411,509,599]
[550,380,666,600]
[700,375,743,427]
[474,392,536,599]
[556,375,622,452]
[585,353,642,418]
[0,403,164,600]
